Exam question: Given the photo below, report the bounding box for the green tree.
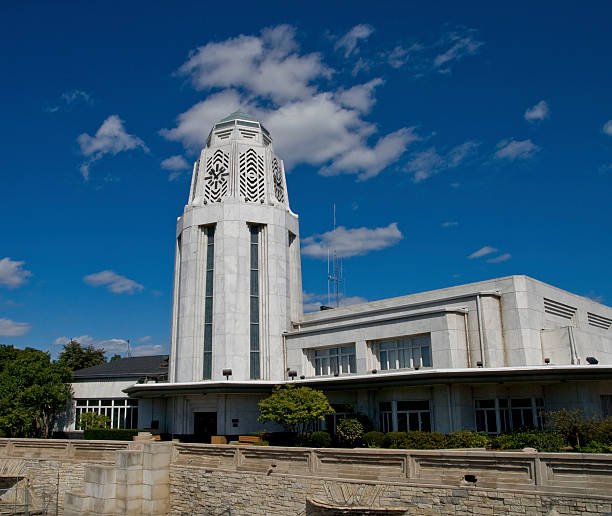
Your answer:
[0,345,72,438]
[258,385,334,435]
[110,354,122,362]
[57,339,106,371]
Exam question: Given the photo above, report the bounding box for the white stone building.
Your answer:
[69,111,612,439]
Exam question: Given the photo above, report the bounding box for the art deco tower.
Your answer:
[169,112,303,383]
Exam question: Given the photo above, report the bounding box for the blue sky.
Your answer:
[1,1,611,357]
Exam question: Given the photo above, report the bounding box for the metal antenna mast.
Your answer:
[327,204,344,308]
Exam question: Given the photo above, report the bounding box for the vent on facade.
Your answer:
[262,133,272,146]
[588,312,612,330]
[203,149,229,203]
[238,129,258,139]
[272,158,284,202]
[543,298,577,320]
[237,120,259,128]
[239,148,265,202]
[215,129,233,140]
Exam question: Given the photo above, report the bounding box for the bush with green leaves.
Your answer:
[445,431,490,449]
[576,441,612,453]
[364,431,385,448]
[491,431,566,452]
[336,418,365,447]
[544,410,612,449]
[382,431,447,449]
[78,411,110,430]
[258,385,334,435]
[301,431,332,448]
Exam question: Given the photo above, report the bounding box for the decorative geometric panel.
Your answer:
[203,150,229,203]
[239,148,265,203]
[272,158,284,203]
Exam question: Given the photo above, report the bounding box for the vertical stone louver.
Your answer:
[169,111,303,383]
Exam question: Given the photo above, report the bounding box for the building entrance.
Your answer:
[193,412,217,442]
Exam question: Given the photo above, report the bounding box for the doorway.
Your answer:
[193,412,217,443]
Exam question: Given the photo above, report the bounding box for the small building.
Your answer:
[69,111,612,440]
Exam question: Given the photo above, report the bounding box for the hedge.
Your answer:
[83,428,140,441]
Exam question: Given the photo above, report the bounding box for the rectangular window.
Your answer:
[379,402,393,433]
[313,345,356,376]
[203,226,215,379]
[75,398,139,430]
[397,400,431,432]
[378,335,432,370]
[475,398,544,434]
[249,225,261,380]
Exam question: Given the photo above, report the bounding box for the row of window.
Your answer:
[376,397,544,434]
[74,399,139,430]
[309,334,433,377]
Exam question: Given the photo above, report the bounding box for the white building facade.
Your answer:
[113,112,612,440]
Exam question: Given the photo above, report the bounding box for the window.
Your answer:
[203,226,215,379]
[397,400,431,432]
[249,225,261,380]
[475,398,543,434]
[313,346,356,376]
[379,402,393,433]
[75,399,138,430]
[378,400,432,432]
[378,335,431,370]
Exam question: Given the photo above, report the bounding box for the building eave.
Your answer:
[123,365,612,398]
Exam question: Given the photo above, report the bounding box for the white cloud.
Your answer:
[468,246,498,259]
[77,115,148,179]
[433,29,483,70]
[335,24,374,58]
[442,221,459,228]
[161,155,190,181]
[336,78,384,113]
[53,334,165,356]
[0,318,30,337]
[323,127,419,180]
[494,139,539,161]
[0,257,32,288]
[163,26,415,181]
[487,252,512,263]
[83,270,144,294]
[302,292,368,312]
[406,141,479,182]
[603,120,612,136]
[302,223,403,259]
[178,25,329,103]
[45,89,92,113]
[524,100,549,122]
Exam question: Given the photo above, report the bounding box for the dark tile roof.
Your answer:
[72,355,169,380]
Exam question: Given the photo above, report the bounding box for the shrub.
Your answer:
[301,431,332,448]
[83,428,140,441]
[576,441,612,453]
[445,431,490,449]
[364,431,385,448]
[491,431,566,452]
[336,418,365,447]
[78,412,110,430]
[382,432,407,449]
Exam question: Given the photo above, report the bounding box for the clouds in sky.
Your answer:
[302,223,403,259]
[468,246,511,263]
[0,258,32,288]
[302,292,368,312]
[335,24,374,58]
[405,141,479,182]
[603,120,612,136]
[162,25,426,180]
[45,89,92,113]
[83,270,144,294]
[53,335,164,356]
[494,139,539,161]
[0,318,30,337]
[524,100,549,122]
[77,115,148,179]
[161,155,190,180]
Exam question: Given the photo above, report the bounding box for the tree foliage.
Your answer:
[0,345,72,438]
[78,411,110,430]
[258,385,334,435]
[57,339,106,371]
